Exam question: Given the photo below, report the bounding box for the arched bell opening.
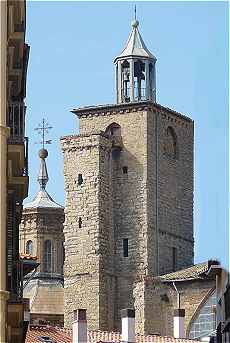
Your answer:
[121,60,130,103]
[134,60,146,101]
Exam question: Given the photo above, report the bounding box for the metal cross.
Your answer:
[34,118,52,149]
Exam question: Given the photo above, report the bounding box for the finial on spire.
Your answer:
[131,5,139,28]
[34,119,52,190]
[37,148,49,190]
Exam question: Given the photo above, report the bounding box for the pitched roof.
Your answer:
[24,190,63,209]
[114,21,156,62]
[26,326,200,343]
[158,260,219,282]
[24,149,63,210]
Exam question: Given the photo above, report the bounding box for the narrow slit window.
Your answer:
[78,217,82,228]
[122,166,128,174]
[123,238,128,257]
[78,174,83,185]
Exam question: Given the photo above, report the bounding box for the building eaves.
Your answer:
[71,101,193,123]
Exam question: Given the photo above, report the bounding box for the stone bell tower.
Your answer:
[19,148,65,324]
[61,18,194,331]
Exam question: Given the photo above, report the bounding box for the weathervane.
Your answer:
[34,118,52,149]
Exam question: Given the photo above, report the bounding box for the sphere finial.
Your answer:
[39,148,48,159]
[131,19,139,28]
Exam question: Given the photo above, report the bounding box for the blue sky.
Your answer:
[25,1,229,269]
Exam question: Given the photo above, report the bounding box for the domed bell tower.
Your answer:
[114,19,157,104]
[19,147,65,325]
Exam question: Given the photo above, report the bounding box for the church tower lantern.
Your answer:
[114,18,157,103]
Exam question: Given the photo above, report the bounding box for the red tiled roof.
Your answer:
[26,325,200,343]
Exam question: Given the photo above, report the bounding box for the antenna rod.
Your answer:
[134,5,137,20]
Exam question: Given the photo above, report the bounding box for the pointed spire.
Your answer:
[37,148,49,190]
[114,17,156,62]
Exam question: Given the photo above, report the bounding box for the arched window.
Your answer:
[163,126,178,159]
[188,290,216,340]
[26,240,33,255]
[105,122,121,138]
[44,240,52,273]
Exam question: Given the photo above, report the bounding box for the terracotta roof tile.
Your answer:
[26,326,200,343]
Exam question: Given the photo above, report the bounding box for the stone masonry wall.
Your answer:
[61,133,115,330]
[79,110,149,329]
[155,109,194,274]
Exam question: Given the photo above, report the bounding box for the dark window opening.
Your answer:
[122,166,128,174]
[78,217,82,228]
[172,247,177,271]
[78,174,83,185]
[123,239,128,257]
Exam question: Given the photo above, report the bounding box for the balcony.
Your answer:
[7,101,26,142]
[7,101,29,199]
